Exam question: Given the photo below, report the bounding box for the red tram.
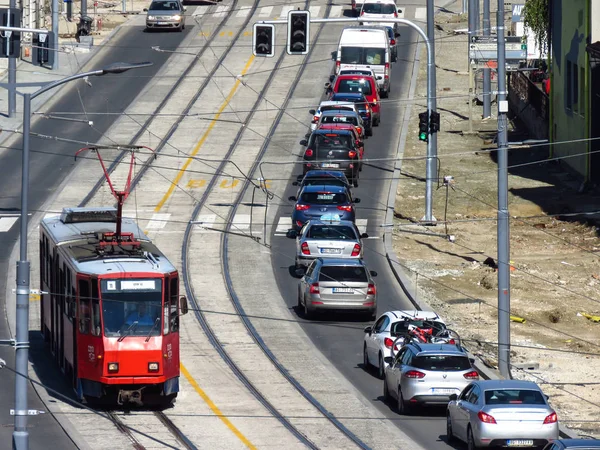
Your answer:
[39,207,188,405]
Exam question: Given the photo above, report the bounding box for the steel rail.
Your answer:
[154,411,198,450]
[107,412,147,450]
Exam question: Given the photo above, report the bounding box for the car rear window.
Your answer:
[340,47,385,65]
[484,389,546,405]
[321,115,359,126]
[319,266,368,282]
[411,355,471,371]
[321,104,356,113]
[390,320,446,337]
[311,134,352,149]
[337,79,372,95]
[300,192,348,205]
[303,178,348,188]
[363,3,396,14]
[308,225,357,240]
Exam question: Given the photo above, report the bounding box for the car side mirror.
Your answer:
[354,198,361,203]
[179,296,189,315]
[364,326,372,334]
[143,7,148,11]
[361,232,369,238]
[544,394,549,401]
[295,266,306,277]
[305,133,311,138]
[292,181,299,186]
[299,139,308,146]
[449,394,458,401]
[287,229,298,238]
[309,109,316,115]
[383,356,393,364]
[395,31,401,38]
[331,51,337,60]
[288,195,297,201]
[324,82,331,89]
[369,270,378,277]
[329,74,335,82]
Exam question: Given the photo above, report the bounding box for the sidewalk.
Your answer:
[388,2,600,438]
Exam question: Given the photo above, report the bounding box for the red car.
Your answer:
[318,123,365,169]
[328,75,381,126]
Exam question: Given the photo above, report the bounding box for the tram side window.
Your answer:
[40,238,45,284]
[170,277,179,333]
[78,280,91,334]
[163,278,170,335]
[91,280,100,337]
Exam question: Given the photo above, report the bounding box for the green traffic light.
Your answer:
[419,132,427,141]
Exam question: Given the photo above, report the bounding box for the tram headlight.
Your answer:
[148,362,159,372]
[108,362,119,373]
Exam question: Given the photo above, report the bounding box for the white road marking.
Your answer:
[193,214,218,233]
[280,5,295,18]
[232,214,251,230]
[329,5,343,17]
[192,5,210,17]
[309,6,321,18]
[0,217,19,232]
[214,5,230,17]
[414,7,426,20]
[275,217,292,235]
[356,219,368,235]
[146,213,171,229]
[236,6,251,18]
[258,6,273,17]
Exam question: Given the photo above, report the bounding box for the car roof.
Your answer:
[305,219,357,227]
[300,184,348,193]
[320,109,359,116]
[319,258,366,266]
[331,92,366,99]
[552,439,600,448]
[311,129,354,136]
[473,379,541,390]
[408,343,467,355]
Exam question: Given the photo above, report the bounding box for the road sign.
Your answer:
[469,35,526,70]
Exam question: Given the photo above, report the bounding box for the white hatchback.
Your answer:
[359,0,401,33]
[363,310,446,379]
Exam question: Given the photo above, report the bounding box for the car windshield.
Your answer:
[101,279,162,338]
[337,79,372,95]
[319,266,368,282]
[484,389,546,405]
[149,1,179,10]
[340,47,385,65]
[390,319,446,336]
[362,3,397,14]
[308,225,357,240]
[311,134,352,149]
[300,192,348,204]
[411,355,471,371]
[321,115,359,126]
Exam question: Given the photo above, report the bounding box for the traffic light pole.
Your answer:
[258,16,437,222]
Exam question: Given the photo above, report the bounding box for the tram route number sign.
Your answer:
[469,36,526,71]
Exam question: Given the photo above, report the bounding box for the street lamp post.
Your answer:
[12,61,152,450]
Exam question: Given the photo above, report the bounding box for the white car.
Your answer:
[309,101,361,131]
[359,0,401,34]
[363,310,446,379]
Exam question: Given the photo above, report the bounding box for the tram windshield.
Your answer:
[100,279,163,338]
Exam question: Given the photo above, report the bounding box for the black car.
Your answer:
[328,93,373,136]
[300,130,361,187]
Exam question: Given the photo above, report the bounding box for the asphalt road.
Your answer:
[270,25,460,450]
[0,25,191,447]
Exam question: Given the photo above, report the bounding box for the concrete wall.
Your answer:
[551,0,589,179]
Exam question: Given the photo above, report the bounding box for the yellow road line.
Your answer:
[180,363,257,450]
[154,56,255,212]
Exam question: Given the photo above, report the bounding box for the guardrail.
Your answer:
[510,70,549,120]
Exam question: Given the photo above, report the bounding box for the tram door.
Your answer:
[76,275,102,382]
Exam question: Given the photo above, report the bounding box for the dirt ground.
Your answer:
[392,7,600,437]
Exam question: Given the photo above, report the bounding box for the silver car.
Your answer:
[383,342,478,414]
[291,220,368,268]
[145,0,186,31]
[447,380,559,449]
[297,258,377,319]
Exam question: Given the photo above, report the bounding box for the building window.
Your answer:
[580,66,585,118]
[566,60,572,110]
[573,63,579,114]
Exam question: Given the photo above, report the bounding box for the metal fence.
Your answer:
[510,70,549,119]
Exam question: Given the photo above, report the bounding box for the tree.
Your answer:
[523,0,549,55]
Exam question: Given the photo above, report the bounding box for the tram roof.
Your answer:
[41,208,177,276]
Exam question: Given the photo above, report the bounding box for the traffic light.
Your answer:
[32,32,54,67]
[253,24,275,57]
[418,111,429,142]
[429,111,440,134]
[0,8,21,58]
[287,10,310,55]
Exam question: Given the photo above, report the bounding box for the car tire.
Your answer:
[397,389,411,415]
[353,179,359,188]
[377,353,385,379]
[303,298,314,319]
[366,127,373,137]
[383,376,390,403]
[446,414,455,443]
[297,289,303,311]
[467,426,479,450]
[363,344,371,369]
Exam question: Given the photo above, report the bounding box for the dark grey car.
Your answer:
[145,0,186,31]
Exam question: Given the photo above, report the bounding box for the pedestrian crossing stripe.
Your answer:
[146,213,171,230]
[258,6,273,17]
[0,216,19,232]
[329,5,343,18]
[414,7,426,20]
[214,5,230,17]
[192,6,209,17]
[236,6,251,18]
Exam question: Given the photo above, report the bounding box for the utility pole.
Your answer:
[8,0,17,117]
[496,0,511,378]
[424,0,437,223]
[482,0,491,118]
[52,0,58,69]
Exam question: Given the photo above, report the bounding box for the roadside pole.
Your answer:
[482,0,491,118]
[496,0,511,378]
[424,0,437,223]
[52,0,59,69]
[467,0,475,133]
[8,0,17,117]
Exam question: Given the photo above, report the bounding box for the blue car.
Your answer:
[329,93,373,136]
[288,185,360,231]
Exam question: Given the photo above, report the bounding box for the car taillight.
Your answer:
[357,127,362,134]
[296,220,303,228]
[335,61,340,73]
[309,283,319,294]
[301,242,310,255]
[463,370,479,380]
[390,39,395,45]
[394,11,398,17]
[384,337,394,348]
[313,115,319,122]
[295,204,310,211]
[543,412,558,424]
[348,150,357,158]
[367,283,376,295]
[404,370,425,379]
[449,339,456,344]
[337,205,353,212]
[305,149,314,157]
[351,243,361,256]
[360,10,364,15]
[385,63,389,79]
[478,411,497,424]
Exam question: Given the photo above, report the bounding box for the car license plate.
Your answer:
[507,440,534,447]
[431,388,455,395]
[157,21,167,24]
[333,287,354,293]
[320,248,342,254]
[321,163,339,168]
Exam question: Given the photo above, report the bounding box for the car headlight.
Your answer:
[108,362,119,373]
[171,15,181,20]
[147,15,156,20]
[148,362,159,372]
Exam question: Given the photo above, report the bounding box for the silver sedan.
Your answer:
[447,379,559,449]
[291,220,368,268]
[144,0,186,31]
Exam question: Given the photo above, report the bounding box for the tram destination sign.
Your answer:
[469,36,526,70]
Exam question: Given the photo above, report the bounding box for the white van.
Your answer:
[334,27,391,98]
